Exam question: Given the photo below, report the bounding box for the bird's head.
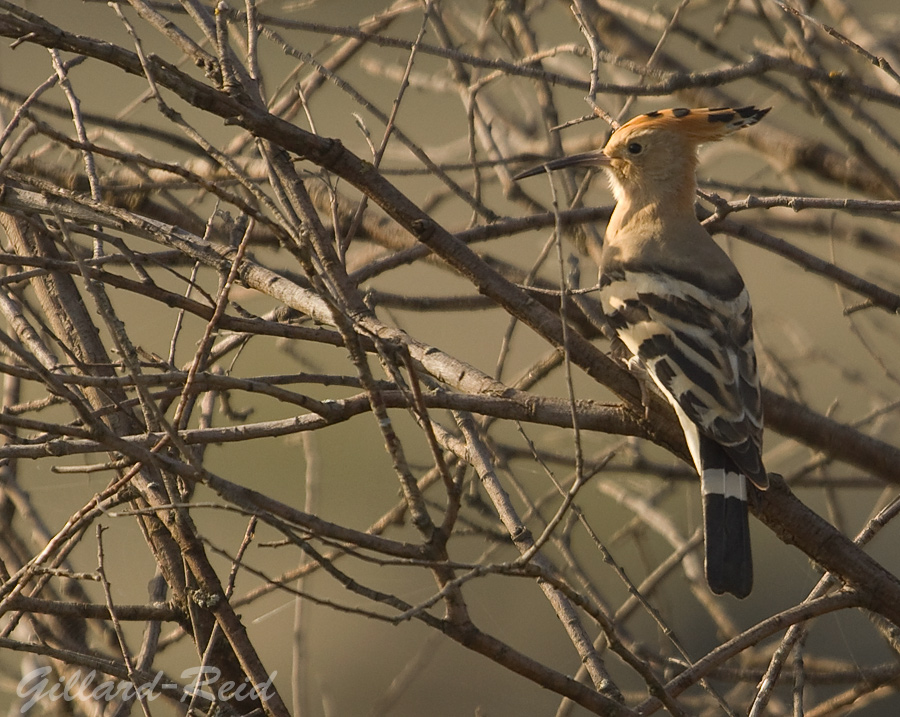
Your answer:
[516,106,770,204]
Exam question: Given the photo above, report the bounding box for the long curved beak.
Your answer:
[513,150,611,180]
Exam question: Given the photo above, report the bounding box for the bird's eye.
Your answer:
[627,142,643,155]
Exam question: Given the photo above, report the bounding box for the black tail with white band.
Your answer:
[699,437,753,598]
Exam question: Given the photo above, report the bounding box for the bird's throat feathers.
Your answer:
[605,165,698,239]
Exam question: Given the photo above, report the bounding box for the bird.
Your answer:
[516,106,770,598]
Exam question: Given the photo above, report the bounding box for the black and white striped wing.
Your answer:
[599,265,766,487]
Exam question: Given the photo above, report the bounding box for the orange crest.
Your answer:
[613,106,770,143]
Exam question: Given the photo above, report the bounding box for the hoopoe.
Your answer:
[517,106,770,598]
